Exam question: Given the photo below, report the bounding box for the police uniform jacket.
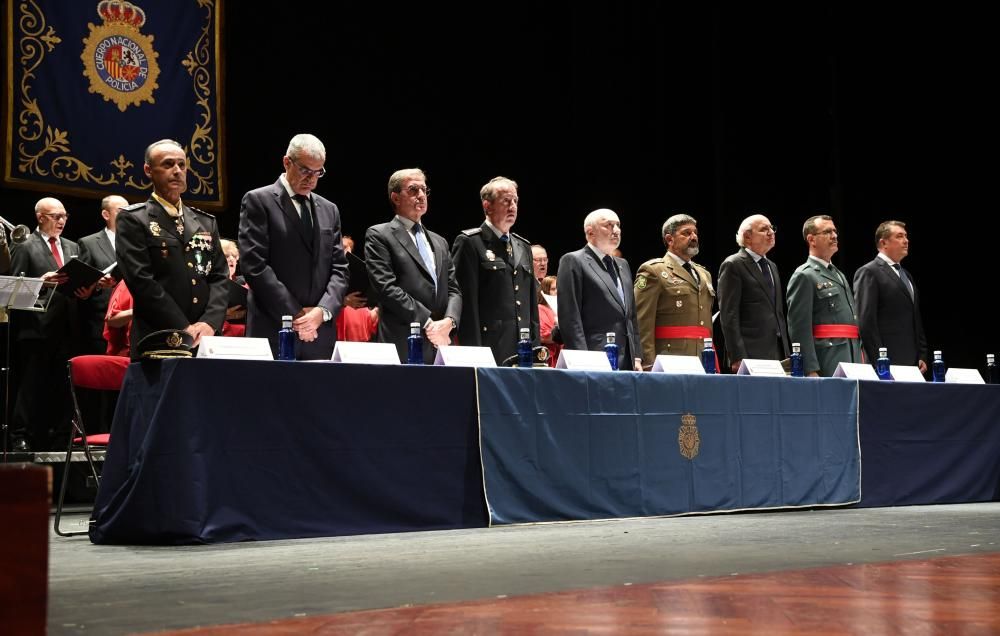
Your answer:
[634,254,714,367]
[451,223,539,365]
[785,256,861,376]
[116,196,229,360]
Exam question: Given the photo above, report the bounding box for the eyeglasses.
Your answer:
[402,185,430,197]
[814,228,837,236]
[758,225,776,234]
[43,213,69,221]
[290,158,326,179]
[533,257,549,263]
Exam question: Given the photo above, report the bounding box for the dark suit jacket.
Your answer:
[451,223,539,365]
[116,197,229,360]
[365,216,461,364]
[717,249,790,366]
[78,229,119,344]
[853,256,927,367]
[9,232,81,341]
[556,245,641,368]
[238,179,350,359]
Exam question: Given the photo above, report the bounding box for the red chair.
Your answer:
[54,355,130,537]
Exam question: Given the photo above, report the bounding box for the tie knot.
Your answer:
[683,261,692,272]
[412,223,423,235]
[501,234,509,242]
[891,263,901,271]
[294,194,308,204]
[48,236,57,245]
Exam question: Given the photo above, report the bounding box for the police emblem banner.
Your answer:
[3,0,225,208]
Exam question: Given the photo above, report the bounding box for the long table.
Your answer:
[89,361,1000,544]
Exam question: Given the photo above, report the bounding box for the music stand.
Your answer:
[1,276,53,461]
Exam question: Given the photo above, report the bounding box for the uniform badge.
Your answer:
[636,275,647,290]
[80,0,161,112]
[166,331,183,348]
[661,271,670,278]
[485,249,496,262]
[188,231,214,276]
[676,300,683,308]
[678,413,700,460]
[149,221,161,237]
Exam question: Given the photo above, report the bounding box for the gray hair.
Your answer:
[662,214,697,239]
[583,208,617,232]
[735,214,769,247]
[387,168,426,199]
[480,176,518,202]
[144,139,184,164]
[286,134,326,162]
[802,214,833,241]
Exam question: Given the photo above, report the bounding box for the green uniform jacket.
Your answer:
[634,254,714,368]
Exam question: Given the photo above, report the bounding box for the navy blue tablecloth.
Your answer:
[90,359,485,544]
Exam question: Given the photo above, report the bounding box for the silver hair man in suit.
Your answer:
[364,168,461,364]
[717,213,790,372]
[556,208,642,371]
[238,133,350,359]
[78,194,126,353]
[853,220,927,372]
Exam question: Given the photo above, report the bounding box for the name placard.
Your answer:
[332,341,401,365]
[651,354,705,375]
[434,345,497,367]
[737,359,787,376]
[196,336,273,360]
[946,368,986,384]
[556,349,613,371]
[889,365,925,382]
[832,362,879,380]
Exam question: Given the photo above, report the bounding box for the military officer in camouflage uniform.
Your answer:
[116,139,229,360]
[634,214,715,369]
[786,214,861,377]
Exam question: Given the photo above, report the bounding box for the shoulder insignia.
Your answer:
[121,202,145,212]
[636,275,648,290]
[186,205,215,219]
[510,231,529,243]
[461,227,482,236]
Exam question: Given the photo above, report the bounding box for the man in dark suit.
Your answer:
[8,197,93,451]
[116,139,228,360]
[557,208,641,371]
[853,220,927,372]
[78,195,126,353]
[365,168,461,364]
[786,215,861,377]
[452,176,538,365]
[717,214,790,372]
[238,133,349,359]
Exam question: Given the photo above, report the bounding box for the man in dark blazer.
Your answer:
[9,197,92,451]
[717,214,790,372]
[786,215,862,377]
[853,220,927,372]
[451,176,538,365]
[365,168,461,364]
[116,139,228,360]
[238,134,349,359]
[78,195,126,353]
[557,208,641,371]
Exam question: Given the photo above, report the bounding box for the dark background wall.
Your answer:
[1,4,993,369]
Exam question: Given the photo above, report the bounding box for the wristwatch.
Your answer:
[321,307,332,322]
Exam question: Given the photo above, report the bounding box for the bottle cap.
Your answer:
[988,354,995,363]
[704,337,713,346]
[934,350,942,356]
[281,315,292,321]
[879,347,887,356]
[605,332,616,344]
[520,327,530,339]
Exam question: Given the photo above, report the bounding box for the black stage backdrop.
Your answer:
[0,5,993,369]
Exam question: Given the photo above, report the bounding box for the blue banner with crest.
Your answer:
[3,0,225,208]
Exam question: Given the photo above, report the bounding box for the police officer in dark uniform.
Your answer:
[116,139,228,360]
[451,176,539,365]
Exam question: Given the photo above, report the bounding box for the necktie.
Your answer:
[501,234,513,260]
[294,194,314,235]
[892,263,914,299]
[683,261,699,285]
[48,236,63,267]
[758,258,775,298]
[412,224,437,289]
[603,254,625,305]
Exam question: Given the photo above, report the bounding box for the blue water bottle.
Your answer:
[876,347,892,380]
[407,322,423,365]
[277,315,295,361]
[986,354,997,385]
[517,327,533,368]
[604,332,619,371]
[790,342,804,377]
[931,350,946,382]
[702,337,716,374]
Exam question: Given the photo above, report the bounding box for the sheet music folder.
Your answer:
[347,251,370,297]
[54,258,112,296]
[226,278,248,307]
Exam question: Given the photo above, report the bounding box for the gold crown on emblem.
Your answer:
[98,0,147,29]
[680,413,696,427]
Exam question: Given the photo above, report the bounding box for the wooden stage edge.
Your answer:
[158,552,1000,634]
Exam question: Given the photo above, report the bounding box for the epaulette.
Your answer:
[121,202,146,212]
[640,257,665,268]
[186,205,216,219]
[510,231,529,243]
[461,227,482,236]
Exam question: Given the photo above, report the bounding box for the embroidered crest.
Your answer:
[678,412,700,460]
[166,331,182,348]
[485,249,496,262]
[636,275,647,290]
[80,0,161,112]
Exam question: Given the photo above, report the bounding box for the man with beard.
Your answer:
[556,208,641,371]
[786,214,861,377]
[634,214,715,369]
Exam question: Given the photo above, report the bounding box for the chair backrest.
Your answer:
[68,355,130,391]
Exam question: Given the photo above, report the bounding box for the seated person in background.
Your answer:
[336,235,378,342]
[538,275,561,367]
[220,238,248,337]
[104,280,133,357]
